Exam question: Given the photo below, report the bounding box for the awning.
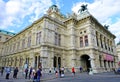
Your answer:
[103,54,114,61]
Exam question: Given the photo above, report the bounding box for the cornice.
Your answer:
[89,15,116,38]
[43,14,66,27]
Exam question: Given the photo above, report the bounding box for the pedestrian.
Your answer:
[1,67,4,76]
[32,70,37,82]
[59,68,61,77]
[61,67,65,77]
[72,67,75,76]
[29,67,33,79]
[13,67,19,79]
[25,67,29,79]
[79,66,83,73]
[36,68,41,82]
[55,70,58,78]
[5,66,11,79]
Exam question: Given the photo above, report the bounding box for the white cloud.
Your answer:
[6,0,21,15]
[109,18,120,43]
[0,0,53,29]
[72,0,120,44]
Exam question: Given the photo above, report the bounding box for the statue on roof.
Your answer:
[78,4,88,14]
[47,5,59,14]
[104,24,109,29]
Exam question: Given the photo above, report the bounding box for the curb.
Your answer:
[26,77,56,82]
[41,77,56,81]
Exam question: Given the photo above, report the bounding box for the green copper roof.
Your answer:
[0,29,16,36]
[117,41,120,45]
[50,5,57,8]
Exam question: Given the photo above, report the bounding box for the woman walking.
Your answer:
[72,67,75,76]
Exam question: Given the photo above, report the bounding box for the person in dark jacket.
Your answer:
[25,67,28,79]
[13,67,19,79]
[29,67,33,79]
[1,67,4,76]
[37,68,41,82]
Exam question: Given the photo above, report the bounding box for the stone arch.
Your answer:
[34,53,41,70]
[80,54,91,72]
[53,55,61,69]
[58,57,61,68]
[53,56,57,68]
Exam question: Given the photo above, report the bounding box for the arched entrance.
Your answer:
[53,56,61,69]
[34,55,41,70]
[80,55,91,72]
[53,56,57,68]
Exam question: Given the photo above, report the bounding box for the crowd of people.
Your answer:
[24,66,42,82]
[0,66,42,82]
[0,66,84,82]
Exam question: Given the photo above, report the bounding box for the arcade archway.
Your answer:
[80,55,91,72]
[53,56,61,69]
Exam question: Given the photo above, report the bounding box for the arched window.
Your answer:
[99,55,102,67]
[58,57,61,68]
[53,56,57,68]
[84,35,88,46]
[80,37,83,47]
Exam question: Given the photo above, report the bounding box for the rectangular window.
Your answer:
[85,35,88,46]
[80,37,83,47]
[22,39,25,48]
[58,34,61,46]
[104,37,107,50]
[55,33,57,45]
[96,32,99,46]
[17,41,20,50]
[27,36,31,47]
[13,43,16,52]
[55,33,61,46]
[0,36,1,41]
[36,32,41,45]
[100,35,103,48]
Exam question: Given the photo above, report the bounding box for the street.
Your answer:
[0,72,120,82]
[44,72,120,82]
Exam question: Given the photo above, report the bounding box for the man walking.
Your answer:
[5,66,11,79]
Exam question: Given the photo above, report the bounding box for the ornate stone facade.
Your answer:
[0,30,15,67]
[0,5,118,73]
[116,42,120,65]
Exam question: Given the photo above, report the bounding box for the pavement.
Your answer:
[0,71,57,82]
[0,71,120,82]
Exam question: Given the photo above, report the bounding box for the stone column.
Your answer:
[106,61,108,71]
[71,50,76,67]
[30,53,35,68]
[70,26,75,48]
[62,50,65,67]
[88,27,94,47]
[89,50,96,73]
[50,48,54,72]
[40,47,49,73]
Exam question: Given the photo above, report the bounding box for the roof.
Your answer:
[0,29,16,36]
[117,41,120,45]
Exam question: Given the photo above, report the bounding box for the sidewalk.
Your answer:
[0,71,118,82]
[0,72,57,82]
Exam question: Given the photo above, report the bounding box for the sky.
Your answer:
[0,0,120,44]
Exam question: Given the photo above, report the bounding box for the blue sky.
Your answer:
[0,0,120,44]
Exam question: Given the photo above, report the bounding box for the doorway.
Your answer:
[81,55,91,72]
